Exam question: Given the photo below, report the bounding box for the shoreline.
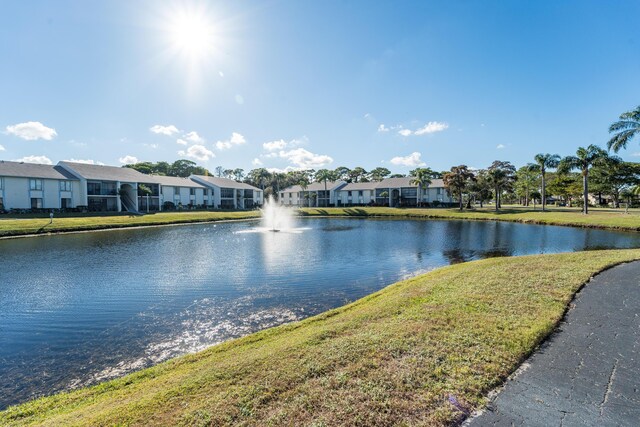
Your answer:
[0,206,639,240]
[3,249,639,426]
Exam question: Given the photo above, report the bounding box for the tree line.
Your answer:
[124,105,640,214]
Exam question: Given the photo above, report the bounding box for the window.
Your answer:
[61,198,72,209]
[437,188,442,195]
[190,188,196,196]
[221,188,234,198]
[0,178,3,190]
[243,189,253,198]
[29,179,43,191]
[31,198,42,209]
[0,197,4,210]
[174,187,180,195]
[358,191,363,196]
[87,181,101,195]
[59,181,72,191]
[348,191,352,197]
[371,190,375,197]
[210,189,214,196]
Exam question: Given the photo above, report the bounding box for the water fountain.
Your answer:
[261,195,294,232]
[236,195,307,234]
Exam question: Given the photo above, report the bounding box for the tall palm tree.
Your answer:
[315,169,335,207]
[559,145,614,214]
[443,165,475,210]
[487,161,516,211]
[527,153,560,211]
[298,178,309,207]
[409,168,432,207]
[607,105,640,152]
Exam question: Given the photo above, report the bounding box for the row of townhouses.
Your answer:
[280,177,455,207]
[0,160,263,212]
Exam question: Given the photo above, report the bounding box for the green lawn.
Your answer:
[299,206,640,232]
[3,249,639,426]
[0,211,260,237]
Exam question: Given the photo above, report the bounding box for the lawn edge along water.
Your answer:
[299,206,640,232]
[0,211,261,238]
[2,249,639,426]
[1,207,638,239]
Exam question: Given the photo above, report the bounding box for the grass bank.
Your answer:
[299,206,640,232]
[0,211,260,238]
[3,249,639,426]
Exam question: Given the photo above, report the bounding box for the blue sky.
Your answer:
[1,0,639,173]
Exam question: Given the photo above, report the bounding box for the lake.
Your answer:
[1,217,639,409]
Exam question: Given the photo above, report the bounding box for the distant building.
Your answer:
[279,181,347,207]
[0,160,262,212]
[0,160,80,211]
[336,177,455,207]
[190,175,263,209]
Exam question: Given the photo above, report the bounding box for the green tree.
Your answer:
[607,105,640,152]
[590,161,639,208]
[559,145,615,214]
[487,161,516,211]
[409,168,433,207]
[443,165,475,210]
[515,166,540,207]
[349,167,367,183]
[369,167,391,182]
[315,169,337,207]
[468,169,493,208]
[526,153,560,211]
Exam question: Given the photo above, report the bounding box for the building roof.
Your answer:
[341,181,378,191]
[374,177,446,189]
[59,161,156,182]
[0,160,79,180]
[191,175,261,191]
[148,175,205,188]
[282,181,345,192]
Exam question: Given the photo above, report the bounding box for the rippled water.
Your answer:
[1,218,638,408]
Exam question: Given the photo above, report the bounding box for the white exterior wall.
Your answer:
[422,186,452,203]
[3,177,30,209]
[281,191,300,206]
[338,189,375,205]
[0,177,80,209]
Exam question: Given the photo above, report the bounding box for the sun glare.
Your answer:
[167,8,217,61]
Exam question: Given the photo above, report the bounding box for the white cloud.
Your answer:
[119,155,139,165]
[144,143,159,149]
[6,121,57,141]
[278,148,333,169]
[149,125,179,136]
[216,132,246,150]
[176,138,188,146]
[178,144,215,161]
[263,139,288,151]
[496,144,505,149]
[252,158,263,166]
[378,124,390,132]
[390,152,426,167]
[414,121,449,135]
[14,155,52,165]
[65,158,105,165]
[184,131,204,144]
[235,94,244,105]
[398,129,412,137]
[0,144,4,151]
[631,152,640,157]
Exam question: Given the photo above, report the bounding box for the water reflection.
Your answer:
[0,218,639,408]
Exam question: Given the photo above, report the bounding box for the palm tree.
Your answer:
[559,145,614,214]
[607,105,640,152]
[315,169,335,207]
[527,153,560,211]
[487,161,516,211]
[443,165,475,210]
[409,168,432,207]
[298,178,309,207]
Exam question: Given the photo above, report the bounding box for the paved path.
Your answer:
[467,261,640,427]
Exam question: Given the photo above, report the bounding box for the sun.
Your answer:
[167,8,217,61]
